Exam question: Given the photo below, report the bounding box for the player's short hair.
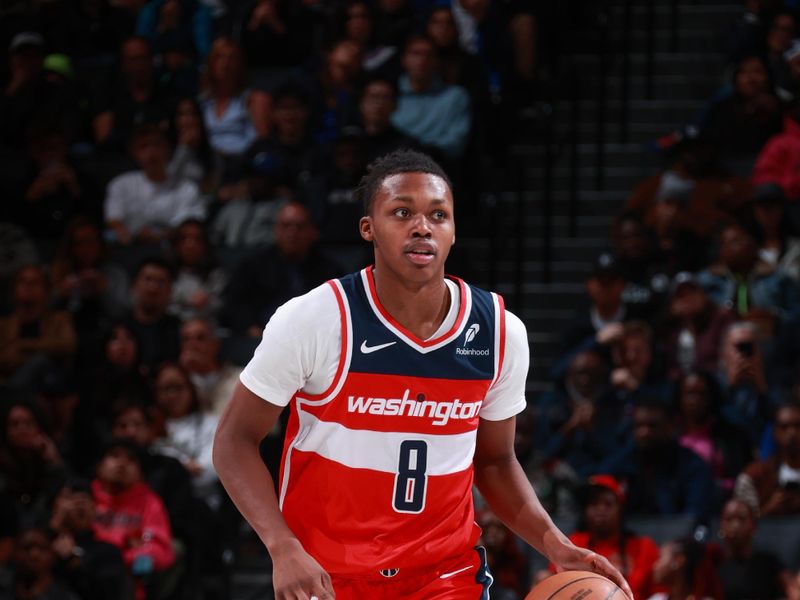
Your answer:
[355,149,452,215]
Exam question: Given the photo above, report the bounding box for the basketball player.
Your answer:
[213,150,633,600]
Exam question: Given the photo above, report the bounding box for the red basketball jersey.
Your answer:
[278,268,506,577]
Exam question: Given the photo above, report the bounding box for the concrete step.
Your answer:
[567,52,729,79]
[606,3,742,31]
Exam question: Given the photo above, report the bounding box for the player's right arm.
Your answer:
[213,382,335,600]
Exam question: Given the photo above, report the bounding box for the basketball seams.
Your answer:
[543,577,618,600]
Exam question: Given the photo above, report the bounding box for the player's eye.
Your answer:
[393,208,410,218]
[432,210,446,220]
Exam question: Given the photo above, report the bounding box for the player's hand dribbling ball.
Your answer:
[526,571,624,600]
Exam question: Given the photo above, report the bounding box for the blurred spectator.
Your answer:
[372,0,415,51]
[0,399,66,528]
[537,475,660,600]
[749,183,800,283]
[391,35,471,160]
[258,81,315,186]
[86,322,151,428]
[700,56,782,159]
[606,321,670,406]
[104,123,206,247]
[49,479,131,600]
[0,32,72,151]
[716,321,774,440]
[536,351,629,479]
[305,127,370,248]
[674,371,753,496]
[648,193,709,275]
[91,439,175,599]
[221,201,342,336]
[0,265,76,387]
[598,400,716,523]
[135,0,212,63]
[697,222,800,331]
[425,6,487,104]
[199,37,270,167]
[209,139,290,249]
[310,39,362,144]
[663,272,737,379]
[91,36,175,149]
[753,97,800,203]
[179,318,241,415]
[709,498,788,600]
[476,509,529,600]
[337,1,398,77]
[451,0,537,99]
[735,402,800,516]
[0,526,79,600]
[51,217,129,328]
[612,213,670,322]
[123,258,180,375]
[357,76,416,164]
[561,252,628,355]
[16,123,100,257]
[167,98,215,191]
[240,0,314,71]
[626,138,750,240]
[168,219,225,321]
[776,36,800,102]
[764,11,796,82]
[648,538,723,600]
[151,363,219,506]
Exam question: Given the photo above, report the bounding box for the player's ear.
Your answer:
[359,216,374,242]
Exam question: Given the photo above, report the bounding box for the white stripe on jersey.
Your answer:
[293,410,477,475]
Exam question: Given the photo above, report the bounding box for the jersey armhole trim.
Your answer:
[491,293,506,388]
[294,279,350,402]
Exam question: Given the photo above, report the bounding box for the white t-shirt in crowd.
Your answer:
[240,278,529,421]
[104,171,206,236]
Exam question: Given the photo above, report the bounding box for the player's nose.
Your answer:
[409,214,432,237]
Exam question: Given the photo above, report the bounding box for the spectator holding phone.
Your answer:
[734,401,800,516]
[716,322,774,442]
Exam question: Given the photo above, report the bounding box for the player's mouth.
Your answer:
[404,243,436,265]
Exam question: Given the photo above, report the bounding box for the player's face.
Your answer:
[360,172,455,285]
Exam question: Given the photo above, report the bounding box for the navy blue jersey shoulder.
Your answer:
[336,271,498,381]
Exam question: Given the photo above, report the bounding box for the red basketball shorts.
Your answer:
[329,546,493,599]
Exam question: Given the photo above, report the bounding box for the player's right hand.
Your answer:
[271,538,335,600]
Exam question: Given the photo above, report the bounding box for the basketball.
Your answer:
[526,571,623,600]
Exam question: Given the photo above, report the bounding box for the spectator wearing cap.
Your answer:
[220,201,341,337]
[49,479,131,600]
[391,35,472,160]
[708,498,790,600]
[598,399,716,523]
[662,272,736,380]
[696,222,800,333]
[561,252,628,357]
[0,264,76,387]
[104,122,206,247]
[91,439,175,600]
[735,402,800,516]
[357,77,417,164]
[536,475,660,600]
[209,137,290,250]
[750,183,800,283]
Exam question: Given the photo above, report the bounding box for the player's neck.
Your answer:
[372,267,450,341]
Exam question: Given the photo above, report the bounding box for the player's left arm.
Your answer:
[473,308,632,598]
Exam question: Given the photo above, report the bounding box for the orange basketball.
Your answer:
[525,570,623,600]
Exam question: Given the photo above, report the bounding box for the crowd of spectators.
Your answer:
[507,1,800,599]
[6,0,800,599]
[0,0,544,598]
